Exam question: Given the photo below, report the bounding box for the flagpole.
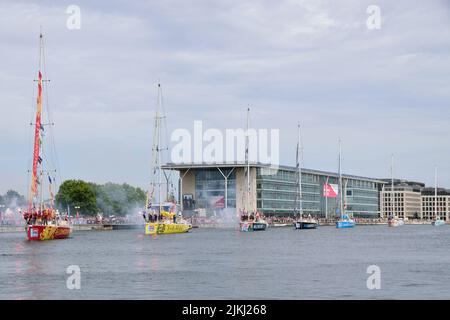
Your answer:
[325,176,329,220]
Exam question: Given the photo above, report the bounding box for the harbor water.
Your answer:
[1,225,450,299]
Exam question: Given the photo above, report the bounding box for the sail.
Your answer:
[29,70,43,208]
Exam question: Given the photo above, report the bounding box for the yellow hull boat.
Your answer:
[145,222,191,235]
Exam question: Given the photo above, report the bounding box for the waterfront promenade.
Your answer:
[0,223,143,233]
[0,219,437,233]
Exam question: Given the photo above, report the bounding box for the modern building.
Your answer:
[163,162,384,218]
[379,180,423,220]
[421,188,450,221]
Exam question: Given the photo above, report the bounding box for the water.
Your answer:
[1,225,450,299]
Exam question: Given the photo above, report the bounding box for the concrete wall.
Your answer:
[180,169,195,200]
[235,167,257,212]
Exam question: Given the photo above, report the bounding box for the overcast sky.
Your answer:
[1,0,449,195]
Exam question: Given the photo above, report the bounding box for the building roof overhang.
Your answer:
[162,162,387,184]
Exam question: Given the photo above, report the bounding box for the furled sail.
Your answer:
[29,70,43,209]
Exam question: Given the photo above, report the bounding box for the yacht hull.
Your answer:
[240,221,267,232]
[26,224,71,241]
[145,222,191,235]
[336,221,355,228]
[294,221,318,229]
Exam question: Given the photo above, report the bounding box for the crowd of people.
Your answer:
[142,211,163,223]
[0,208,24,226]
[142,210,179,223]
[240,210,264,222]
[265,216,297,225]
[22,209,68,226]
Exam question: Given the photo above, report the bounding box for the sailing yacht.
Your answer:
[23,32,71,240]
[387,155,403,227]
[293,124,318,230]
[335,140,355,229]
[143,84,191,235]
[239,108,268,232]
[432,167,445,226]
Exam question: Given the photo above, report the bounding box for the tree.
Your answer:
[1,190,26,208]
[55,180,146,216]
[55,180,98,215]
[93,182,146,216]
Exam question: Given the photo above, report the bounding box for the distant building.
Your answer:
[421,188,450,221]
[379,180,423,220]
[163,162,383,218]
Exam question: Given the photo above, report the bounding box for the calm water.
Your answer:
[1,225,450,299]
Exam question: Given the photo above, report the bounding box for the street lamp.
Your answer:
[74,206,80,219]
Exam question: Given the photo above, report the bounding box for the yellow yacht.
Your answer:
[142,84,192,236]
[144,202,191,235]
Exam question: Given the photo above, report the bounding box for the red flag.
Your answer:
[29,71,43,210]
[323,183,338,198]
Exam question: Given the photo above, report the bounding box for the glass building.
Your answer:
[163,162,384,218]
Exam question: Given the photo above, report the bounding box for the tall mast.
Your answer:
[298,124,303,217]
[338,139,344,218]
[28,32,44,212]
[157,84,162,216]
[435,166,438,219]
[391,154,394,219]
[146,84,164,219]
[245,107,250,211]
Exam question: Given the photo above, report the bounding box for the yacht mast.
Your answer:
[338,139,344,218]
[391,154,394,219]
[157,84,162,216]
[245,107,250,212]
[435,166,438,220]
[298,124,303,217]
[146,84,164,219]
[29,32,45,213]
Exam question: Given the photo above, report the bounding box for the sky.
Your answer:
[1,0,449,195]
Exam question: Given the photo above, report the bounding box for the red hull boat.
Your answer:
[22,32,72,241]
[27,224,71,241]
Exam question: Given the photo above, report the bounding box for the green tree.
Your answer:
[55,180,146,216]
[55,180,98,215]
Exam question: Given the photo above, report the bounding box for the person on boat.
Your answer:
[173,214,177,223]
[42,209,47,225]
[23,212,31,225]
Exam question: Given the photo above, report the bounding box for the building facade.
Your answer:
[163,162,383,218]
[421,188,450,221]
[380,180,423,219]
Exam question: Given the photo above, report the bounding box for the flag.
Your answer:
[48,175,54,204]
[324,183,338,198]
[29,70,43,207]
